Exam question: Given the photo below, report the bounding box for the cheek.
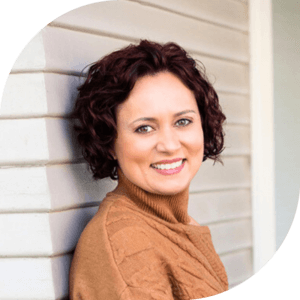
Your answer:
[184,126,204,154]
[191,139,204,160]
[115,135,154,166]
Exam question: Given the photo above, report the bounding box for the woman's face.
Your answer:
[113,72,204,195]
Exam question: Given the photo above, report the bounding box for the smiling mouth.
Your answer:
[151,159,186,170]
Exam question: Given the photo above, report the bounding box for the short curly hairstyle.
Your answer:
[72,40,226,180]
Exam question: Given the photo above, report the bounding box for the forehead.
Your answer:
[116,72,198,119]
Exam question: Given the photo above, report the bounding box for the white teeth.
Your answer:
[152,160,184,170]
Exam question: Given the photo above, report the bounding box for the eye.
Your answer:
[135,125,153,133]
[176,118,192,127]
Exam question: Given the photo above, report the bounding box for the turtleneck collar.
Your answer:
[112,168,191,224]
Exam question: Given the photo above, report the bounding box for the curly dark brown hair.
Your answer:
[72,40,226,180]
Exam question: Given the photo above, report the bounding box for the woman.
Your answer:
[70,40,227,300]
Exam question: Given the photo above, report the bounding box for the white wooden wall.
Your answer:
[0,0,251,298]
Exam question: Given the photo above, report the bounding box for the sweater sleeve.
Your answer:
[69,208,174,300]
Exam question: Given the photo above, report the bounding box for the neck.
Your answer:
[113,169,191,224]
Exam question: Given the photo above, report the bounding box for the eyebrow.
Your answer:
[130,109,197,125]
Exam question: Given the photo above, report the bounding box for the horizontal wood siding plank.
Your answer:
[0,164,116,213]
[220,249,253,286]
[47,163,116,211]
[0,207,98,257]
[0,73,80,118]
[0,166,51,211]
[51,1,249,62]
[219,93,250,125]
[44,73,80,116]
[196,55,249,94]
[11,28,126,73]
[43,26,128,73]
[0,257,55,299]
[1,73,47,117]
[45,118,81,162]
[50,207,98,255]
[129,0,248,31]
[11,31,46,71]
[190,156,251,192]
[0,255,71,299]
[0,119,49,164]
[209,219,252,254]
[223,125,251,156]
[188,189,251,225]
[0,213,52,256]
[0,118,81,165]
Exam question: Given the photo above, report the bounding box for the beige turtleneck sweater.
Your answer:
[69,170,228,299]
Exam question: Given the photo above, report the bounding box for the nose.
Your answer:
[156,127,181,153]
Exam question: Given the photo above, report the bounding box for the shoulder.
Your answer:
[75,191,153,255]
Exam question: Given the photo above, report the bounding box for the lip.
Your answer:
[152,159,186,176]
[152,158,184,164]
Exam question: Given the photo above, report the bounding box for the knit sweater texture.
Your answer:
[69,170,228,299]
